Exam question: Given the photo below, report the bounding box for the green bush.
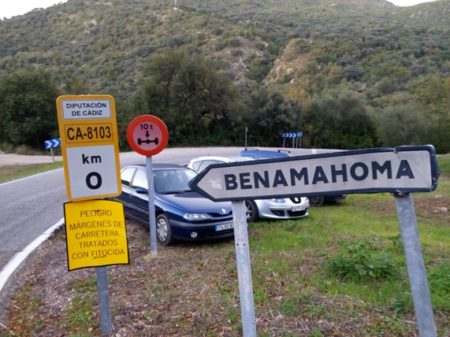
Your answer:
[325,238,400,282]
[429,262,450,310]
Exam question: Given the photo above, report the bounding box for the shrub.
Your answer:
[325,238,400,282]
[428,262,450,310]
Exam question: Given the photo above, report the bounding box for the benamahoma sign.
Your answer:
[190,145,440,201]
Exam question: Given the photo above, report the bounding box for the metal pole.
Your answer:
[245,127,248,149]
[394,193,437,337]
[232,201,257,337]
[96,267,113,334]
[50,147,55,162]
[146,156,158,256]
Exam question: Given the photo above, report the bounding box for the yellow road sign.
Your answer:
[56,95,121,201]
[64,200,129,271]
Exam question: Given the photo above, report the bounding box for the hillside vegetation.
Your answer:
[0,0,449,151]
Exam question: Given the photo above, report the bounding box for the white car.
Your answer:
[187,156,309,222]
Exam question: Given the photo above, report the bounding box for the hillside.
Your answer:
[0,0,449,151]
[0,0,447,98]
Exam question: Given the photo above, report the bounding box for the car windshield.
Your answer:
[154,168,197,194]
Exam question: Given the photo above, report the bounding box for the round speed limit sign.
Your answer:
[126,115,169,156]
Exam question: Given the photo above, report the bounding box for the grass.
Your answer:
[1,154,449,336]
[437,154,450,175]
[0,162,63,183]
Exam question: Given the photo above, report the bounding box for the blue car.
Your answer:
[116,164,233,245]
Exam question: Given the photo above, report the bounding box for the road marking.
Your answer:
[0,218,64,294]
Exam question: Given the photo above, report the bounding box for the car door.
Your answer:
[118,166,136,207]
[127,167,152,224]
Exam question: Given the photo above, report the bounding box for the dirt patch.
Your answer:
[0,154,62,167]
[364,194,449,227]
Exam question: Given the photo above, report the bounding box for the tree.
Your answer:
[247,88,303,146]
[375,103,429,147]
[305,91,377,149]
[135,49,244,145]
[0,68,60,148]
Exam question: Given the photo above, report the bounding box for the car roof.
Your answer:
[189,156,252,163]
[123,163,189,171]
[240,148,290,159]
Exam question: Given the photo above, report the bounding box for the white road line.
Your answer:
[0,218,65,293]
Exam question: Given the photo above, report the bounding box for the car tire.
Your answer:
[156,214,173,246]
[245,200,258,222]
[309,196,325,207]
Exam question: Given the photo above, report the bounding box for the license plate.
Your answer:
[291,205,305,212]
[215,222,233,231]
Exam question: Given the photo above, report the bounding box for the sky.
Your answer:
[0,0,440,19]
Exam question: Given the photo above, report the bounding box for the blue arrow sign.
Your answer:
[44,138,61,149]
[282,132,302,138]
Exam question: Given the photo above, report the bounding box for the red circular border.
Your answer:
[126,115,169,156]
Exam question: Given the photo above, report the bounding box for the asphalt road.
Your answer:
[0,169,66,268]
[0,147,250,273]
[0,146,319,282]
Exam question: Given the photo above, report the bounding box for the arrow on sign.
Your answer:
[282,132,302,138]
[190,145,440,201]
[44,138,61,149]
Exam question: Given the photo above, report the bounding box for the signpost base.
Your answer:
[395,193,437,337]
[96,266,113,334]
[146,156,158,256]
[232,201,257,337]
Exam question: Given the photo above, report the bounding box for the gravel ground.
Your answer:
[0,154,62,167]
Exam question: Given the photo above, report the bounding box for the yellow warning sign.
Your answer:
[64,200,129,271]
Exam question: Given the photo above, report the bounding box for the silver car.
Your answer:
[187,156,309,221]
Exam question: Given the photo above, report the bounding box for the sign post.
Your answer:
[127,115,169,256]
[56,95,121,201]
[57,94,124,335]
[63,199,129,334]
[282,131,302,148]
[96,266,112,333]
[44,138,61,162]
[395,193,437,337]
[190,145,440,337]
[232,200,257,337]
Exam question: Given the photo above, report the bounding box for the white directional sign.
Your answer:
[56,95,121,201]
[190,146,439,201]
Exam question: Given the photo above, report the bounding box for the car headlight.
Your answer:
[183,213,210,221]
[270,198,286,203]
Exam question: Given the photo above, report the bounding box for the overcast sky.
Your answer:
[0,0,440,19]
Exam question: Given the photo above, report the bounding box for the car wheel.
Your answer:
[309,196,325,207]
[156,214,173,246]
[245,200,258,222]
